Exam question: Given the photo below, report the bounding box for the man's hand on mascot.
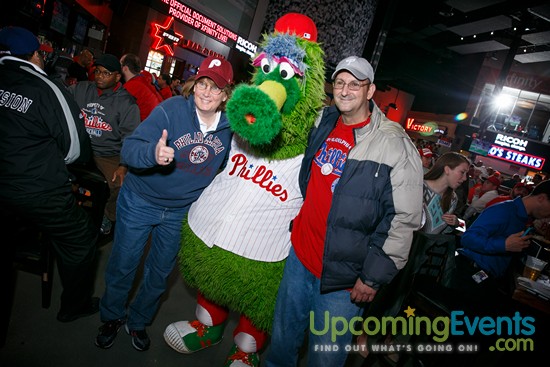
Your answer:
[350,278,377,303]
[156,129,175,165]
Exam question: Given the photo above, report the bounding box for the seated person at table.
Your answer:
[453,180,550,312]
[439,180,550,364]
[485,181,532,208]
[463,174,500,221]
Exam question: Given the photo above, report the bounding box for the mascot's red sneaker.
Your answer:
[223,344,260,367]
[163,320,224,353]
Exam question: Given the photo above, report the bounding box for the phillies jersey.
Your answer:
[188,135,303,262]
[292,116,370,277]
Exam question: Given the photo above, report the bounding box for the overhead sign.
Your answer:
[405,118,446,136]
[493,133,528,152]
[154,0,256,58]
[162,0,237,44]
[151,17,183,56]
[487,145,545,170]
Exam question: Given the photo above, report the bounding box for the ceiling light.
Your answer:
[438,7,454,17]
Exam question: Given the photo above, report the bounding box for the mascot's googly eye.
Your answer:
[278,62,295,80]
[260,57,278,74]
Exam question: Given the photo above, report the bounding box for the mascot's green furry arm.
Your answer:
[164,13,326,366]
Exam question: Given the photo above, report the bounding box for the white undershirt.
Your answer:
[197,111,221,134]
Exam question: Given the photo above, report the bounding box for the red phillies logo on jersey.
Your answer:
[81,110,112,131]
[228,153,289,201]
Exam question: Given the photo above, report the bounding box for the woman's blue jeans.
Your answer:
[100,185,189,330]
[265,247,365,367]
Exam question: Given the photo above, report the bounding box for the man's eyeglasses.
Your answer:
[195,80,222,95]
[333,79,370,91]
[94,69,116,78]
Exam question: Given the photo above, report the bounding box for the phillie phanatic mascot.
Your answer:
[163,13,326,366]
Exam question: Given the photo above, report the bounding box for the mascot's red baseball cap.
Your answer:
[196,56,234,89]
[274,13,317,42]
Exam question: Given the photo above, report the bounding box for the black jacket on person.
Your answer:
[0,56,92,200]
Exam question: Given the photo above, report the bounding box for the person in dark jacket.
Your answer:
[69,54,141,235]
[0,26,99,323]
[266,56,423,367]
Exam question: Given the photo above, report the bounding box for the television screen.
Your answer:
[73,14,88,44]
[51,0,69,35]
[468,138,491,156]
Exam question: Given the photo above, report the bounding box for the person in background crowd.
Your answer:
[419,147,433,174]
[120,53,163,121]
[265,56,423,367]
[157,73,173,100]
[69,54,141,236]
[501,173,521,189]
[455,163,477,214]
[532,173,543,185]
[94,56,234,352]
[421,152,470,234]
[170,77,182,95]
[463,174,501,221]
[0,26,100,323]
[67,49,94,83]
[485,181,532,208]
[474,160,488,176]
[466,167,485,204]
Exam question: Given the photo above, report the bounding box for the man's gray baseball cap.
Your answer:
[331,56,375,82]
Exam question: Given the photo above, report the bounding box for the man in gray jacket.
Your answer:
[266,56,424,367]
[70,54,140,235]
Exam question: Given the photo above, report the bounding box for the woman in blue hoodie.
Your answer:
[94,56,234,352]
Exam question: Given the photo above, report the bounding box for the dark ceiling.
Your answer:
[365,0,550,115]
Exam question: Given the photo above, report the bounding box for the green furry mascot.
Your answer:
[164,13,326,366]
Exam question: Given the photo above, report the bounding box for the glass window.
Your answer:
[472,83,550,143]
[145,50,163,75]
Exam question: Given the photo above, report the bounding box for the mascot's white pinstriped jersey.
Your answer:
[188,136,303,262]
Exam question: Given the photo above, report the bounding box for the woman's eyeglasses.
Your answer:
[195,80,222,95]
